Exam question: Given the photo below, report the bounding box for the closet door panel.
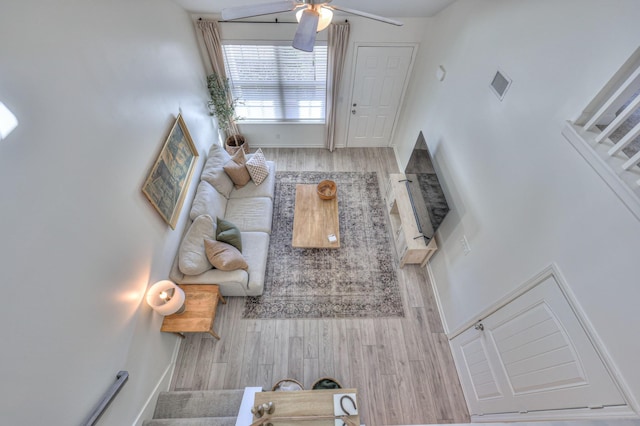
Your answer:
[452,276,626,416]
[452,324,511,415]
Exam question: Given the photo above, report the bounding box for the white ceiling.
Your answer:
[172,0,457,18]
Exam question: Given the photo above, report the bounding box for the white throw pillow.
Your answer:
[189,181,227,222]
[246,148,269,185]
[178,214,216,275]
[201,143,234,197]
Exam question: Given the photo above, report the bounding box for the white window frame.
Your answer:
[222,40,328,124]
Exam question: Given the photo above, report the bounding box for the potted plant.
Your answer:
[206,73,247,154]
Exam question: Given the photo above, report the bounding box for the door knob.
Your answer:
[352,109,356,115]
[474,322,484,331]
[353,103,357,107]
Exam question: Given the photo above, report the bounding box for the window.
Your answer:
[223,43,328,123]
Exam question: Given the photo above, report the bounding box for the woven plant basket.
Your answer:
[272,378,304,391]
[311,377,342,390]
[225,134,248,155]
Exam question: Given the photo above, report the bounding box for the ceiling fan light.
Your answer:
[317,7,333,31]
[296,6,333,32]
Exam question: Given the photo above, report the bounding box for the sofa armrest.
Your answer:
[169,250,185,284]
[180,268,250,297]
[180,268,247,285]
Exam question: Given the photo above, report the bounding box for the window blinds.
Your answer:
[223,44,328,122]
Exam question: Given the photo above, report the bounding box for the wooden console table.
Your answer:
[252,388,359,426]
[385,174,438,267]
[160,284,226,339]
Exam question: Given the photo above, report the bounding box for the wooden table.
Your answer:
[292,184,340,248]
[252,388,359,426]
[160,284,226,339]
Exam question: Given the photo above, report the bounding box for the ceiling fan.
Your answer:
[221,0,403,52]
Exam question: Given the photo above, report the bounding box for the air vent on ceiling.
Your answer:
[490,69,512,101]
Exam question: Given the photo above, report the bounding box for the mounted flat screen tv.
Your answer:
[403,131,450,242]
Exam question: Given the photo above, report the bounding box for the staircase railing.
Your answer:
[562,46,640,222]
[82,370,129,426]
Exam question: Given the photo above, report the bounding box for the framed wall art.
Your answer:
[142,114,199,229]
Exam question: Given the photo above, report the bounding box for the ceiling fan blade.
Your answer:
[292,8,319,52]
[222,0,298,21]
[328,5,403,26]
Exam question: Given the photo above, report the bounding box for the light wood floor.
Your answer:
[170,148,470,426]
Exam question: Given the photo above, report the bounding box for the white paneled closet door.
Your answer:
[451,276,626,417]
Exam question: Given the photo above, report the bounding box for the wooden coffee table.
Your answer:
[160,284,226,339]
[292,184,340,248]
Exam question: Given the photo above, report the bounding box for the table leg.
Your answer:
[208,329,221,340]
[219,293,227,304]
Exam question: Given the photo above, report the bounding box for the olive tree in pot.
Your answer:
[206,73,247,155]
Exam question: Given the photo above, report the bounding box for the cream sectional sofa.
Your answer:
[169,143,275,296]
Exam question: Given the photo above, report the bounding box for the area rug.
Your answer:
[243,171,404,319]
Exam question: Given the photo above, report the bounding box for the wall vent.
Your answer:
[490,69,512,101]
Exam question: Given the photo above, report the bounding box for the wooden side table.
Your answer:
[160,284,226,339]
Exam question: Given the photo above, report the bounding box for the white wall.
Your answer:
[0,1,215,424]
[202,15,431,149]
[393,0,640,412]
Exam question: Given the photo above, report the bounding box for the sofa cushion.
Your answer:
[201,143,234,197]
[225,197,273,234]
[204,239,249,271]
[223,149,251,187]
[229,161,276,200]
[178,214,216,275]
[189,181,227,221]
[216,217,242,252]
[245,148,269,185]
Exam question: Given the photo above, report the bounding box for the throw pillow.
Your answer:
[230,147,247,165]
[223,149,251,187]
[201,143,234,197]
[204,239,249,271]
[216,217,242,252]
[189,181,227,222]
[245,148,269,185]
[178,214,216,275]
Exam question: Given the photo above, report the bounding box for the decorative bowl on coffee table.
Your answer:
[317,179,337,200]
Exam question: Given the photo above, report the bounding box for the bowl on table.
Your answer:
[317,180,337,200]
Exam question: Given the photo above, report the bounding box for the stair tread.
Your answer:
[154,390,245,419]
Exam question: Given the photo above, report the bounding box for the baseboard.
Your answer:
[471,404,638,423]
[425,262,450,335]
[251,143,327,149]
[132,337,182,425]
[251,143,352,150]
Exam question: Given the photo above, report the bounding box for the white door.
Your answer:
[451,276,626,416]
[347,46,414,147]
